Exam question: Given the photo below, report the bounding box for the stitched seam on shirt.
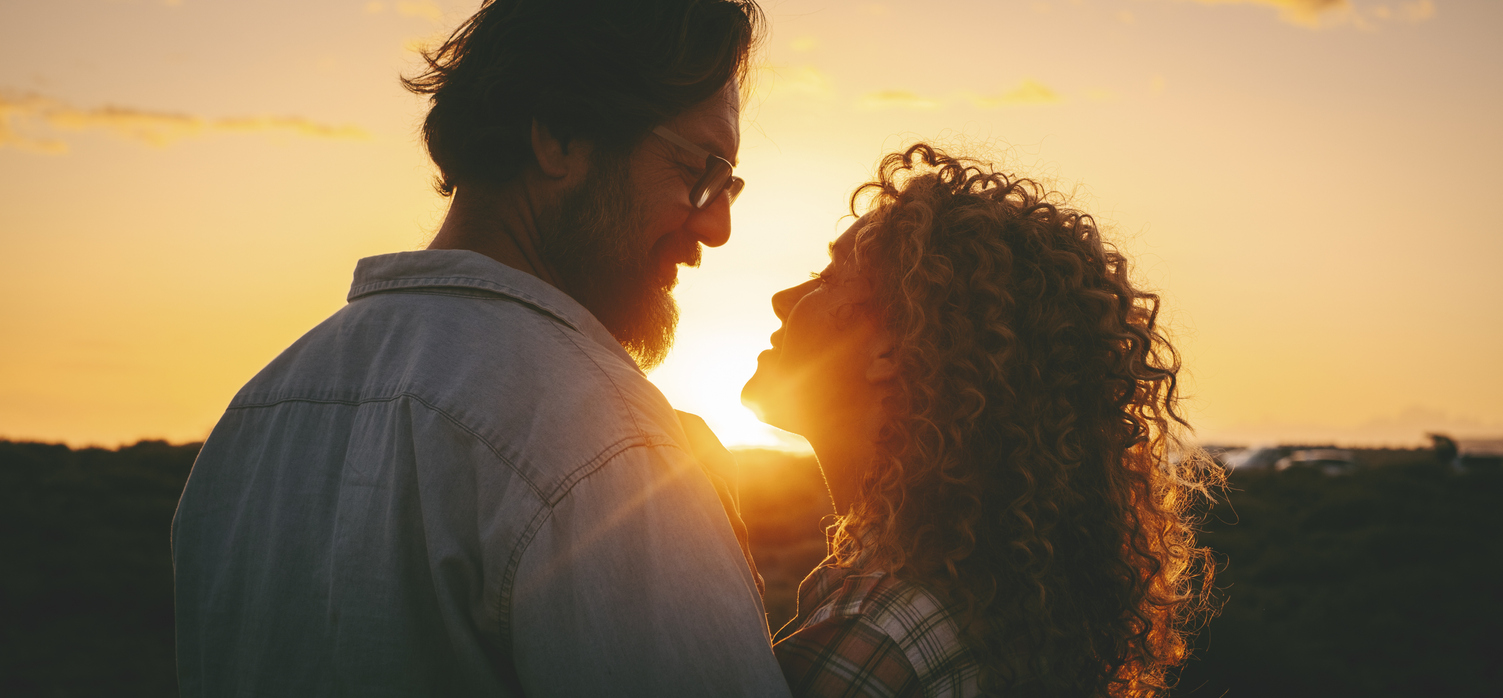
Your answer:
[496,495,554,657]
[349,276,580,330]
[541,434,666,505]
[544,321,648,441]
[352,275,523,294]
[387,289,517,300]
[351,276,574,320]
[226,393,545,499]
[495,439,672,652]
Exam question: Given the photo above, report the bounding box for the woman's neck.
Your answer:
[803,407,884,515]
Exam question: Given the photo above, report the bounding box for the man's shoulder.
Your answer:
[229,288,687,499]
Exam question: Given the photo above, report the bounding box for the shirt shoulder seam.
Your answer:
[543,319,649,440]
[225,392,546,499]
[348,275,580,330]
[496,439,682,652]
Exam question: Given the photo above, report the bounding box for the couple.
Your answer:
[171,1,1214,696]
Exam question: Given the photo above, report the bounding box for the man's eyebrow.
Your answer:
[704,125,737,166]
[711,138,738,166]
[685,135,736,167]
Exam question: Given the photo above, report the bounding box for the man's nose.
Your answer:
[684,189,732,248]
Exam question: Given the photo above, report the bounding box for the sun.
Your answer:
[648,333,811,453]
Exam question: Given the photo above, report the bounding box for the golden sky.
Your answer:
[1,0,1499,449]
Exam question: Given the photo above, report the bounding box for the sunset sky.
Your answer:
[2,0,1499,450]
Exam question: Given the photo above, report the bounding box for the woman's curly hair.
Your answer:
[833,144,1222,697]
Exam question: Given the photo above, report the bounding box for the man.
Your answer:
[172,1,790,695]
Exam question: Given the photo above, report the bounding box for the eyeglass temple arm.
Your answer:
[652,125,713,161]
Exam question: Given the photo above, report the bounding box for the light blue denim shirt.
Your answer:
[172,250,790,697]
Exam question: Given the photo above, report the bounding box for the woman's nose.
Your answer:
[771,278,817,321]
[684,189,732,248]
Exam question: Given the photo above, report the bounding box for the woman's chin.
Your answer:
[741,373,792,432]
[740,378,771,423]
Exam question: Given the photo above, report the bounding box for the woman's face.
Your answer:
[742,217,887,436]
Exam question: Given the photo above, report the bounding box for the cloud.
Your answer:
[1398,0,1435,21]
[1187,0,1437,27]
[396,0,443,22]
[1186,0,1349,27]
[0,92,368,153]
[779,66,833,96]
[967,80,1061,108]
[0,95,67,153]
[98,0,185,6]
[858,90,942,110]
[364,0,443,22]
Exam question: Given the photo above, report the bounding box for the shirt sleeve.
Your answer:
[775,617,923,698]
[509,443,793,698]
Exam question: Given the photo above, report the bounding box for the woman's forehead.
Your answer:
[831,214,876,259]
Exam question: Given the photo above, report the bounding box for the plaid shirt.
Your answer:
[773,558,980,697]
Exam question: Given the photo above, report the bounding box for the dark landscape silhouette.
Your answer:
[2,439,1498,697]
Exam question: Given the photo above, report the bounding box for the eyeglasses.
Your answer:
[652,125,745,209]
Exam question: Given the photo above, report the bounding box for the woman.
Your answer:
[741,144,1220,698]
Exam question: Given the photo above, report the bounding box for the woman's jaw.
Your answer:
[741,216,895,511]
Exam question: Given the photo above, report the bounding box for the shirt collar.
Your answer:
[347,249,640,371]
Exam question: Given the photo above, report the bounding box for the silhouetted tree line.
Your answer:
[2,440,1498,697]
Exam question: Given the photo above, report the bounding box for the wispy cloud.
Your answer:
[966,80,1062,108]
[363,0,443,22]
[1187,0,1348,27]
[1186,0,1438,28]
[859,90,942,110]
[0,92,368,153]
[1396,0,1436,21]
[396,0,443,22]
[778,66,833,96]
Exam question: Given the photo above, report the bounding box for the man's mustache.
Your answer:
[658,233,703,270]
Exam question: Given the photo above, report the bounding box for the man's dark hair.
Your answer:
[403,0,764,195]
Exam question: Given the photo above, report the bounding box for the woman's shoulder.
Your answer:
[777,563,981,697]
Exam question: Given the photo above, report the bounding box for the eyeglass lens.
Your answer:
[693,157,739,209]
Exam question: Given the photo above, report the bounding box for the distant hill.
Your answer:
[1,440,196,698]
[2,440,1498,697]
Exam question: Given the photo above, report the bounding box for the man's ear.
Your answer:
[530,118,592,181]
[864,333,899,384]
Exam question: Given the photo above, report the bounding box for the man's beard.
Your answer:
[537,154,697,371]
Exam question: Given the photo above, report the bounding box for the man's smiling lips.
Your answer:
[654,236,703,283]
